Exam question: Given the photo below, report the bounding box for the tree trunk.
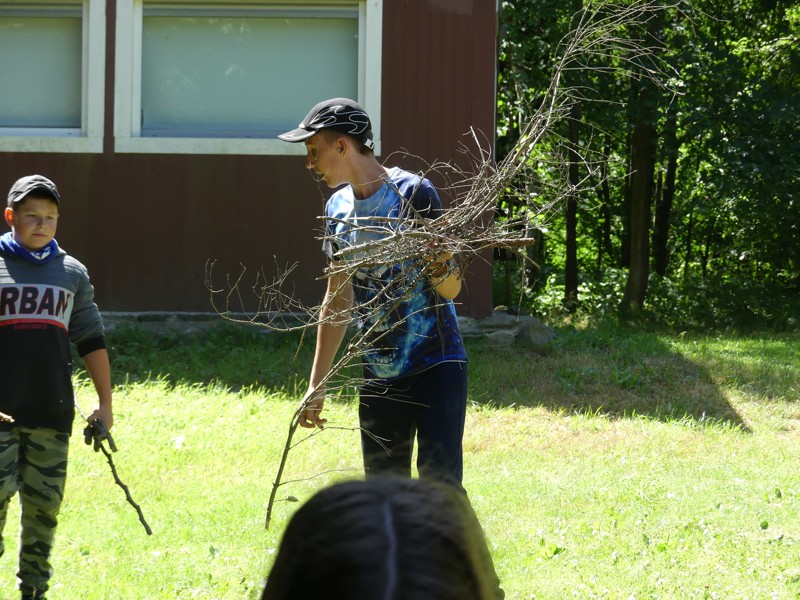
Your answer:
[523,223,543,292]
[682,155,702,280]
[564,103,580,311]
[596,135,614,273]
[563,0,583,312]
[620,131,633,269]
[653,106,678,276]
[683,199,695,279]
[620,77,657,314]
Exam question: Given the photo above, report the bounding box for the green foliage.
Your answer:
[676,0,800,283]
[497,0,568,153]
[645,273,800,332]
[495,261,800,331]
[496,0,800,324]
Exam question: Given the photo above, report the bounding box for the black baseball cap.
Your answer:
[278,98,375,150]
[7,174,61,208]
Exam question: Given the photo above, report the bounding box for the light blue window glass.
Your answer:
[0,15,82,129]
[141,13,359,138]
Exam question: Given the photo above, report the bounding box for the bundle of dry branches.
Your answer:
[204,0,679,529]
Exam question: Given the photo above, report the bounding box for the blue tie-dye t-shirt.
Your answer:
[322,167,467,381]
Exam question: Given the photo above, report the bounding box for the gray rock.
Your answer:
[484,329,517,346]
[480,311,523,329]
[516,318,557,347]
[456,316,479,335]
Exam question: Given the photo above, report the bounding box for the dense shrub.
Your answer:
[495,265,799,332]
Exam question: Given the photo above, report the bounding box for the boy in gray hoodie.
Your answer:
[0,174,113,600]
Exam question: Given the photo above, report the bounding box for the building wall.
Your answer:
[0,0,497,317]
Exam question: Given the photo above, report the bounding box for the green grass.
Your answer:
[1,322,798,599]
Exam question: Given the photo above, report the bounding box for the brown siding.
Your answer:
[382,0,497,317]
[0,0,496,317]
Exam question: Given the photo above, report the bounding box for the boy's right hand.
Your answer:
[297,387,327,429]
[83,418,118,452]
[89,405,113,430]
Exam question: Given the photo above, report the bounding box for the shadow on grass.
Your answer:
[466,322,752,432]
[90,320,754,431]
[95,321,316,397]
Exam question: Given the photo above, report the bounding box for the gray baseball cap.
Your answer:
[7,174,61,207]
[278,98,375,150]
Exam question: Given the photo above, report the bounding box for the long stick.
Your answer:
[96,441,153,535]
[264,417,301,530]
[83,418,153,536]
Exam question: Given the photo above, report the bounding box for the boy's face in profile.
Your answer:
[4,196,59,252]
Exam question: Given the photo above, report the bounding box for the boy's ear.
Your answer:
[4,207,14,228]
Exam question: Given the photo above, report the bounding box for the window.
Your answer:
[115,1,383,155]
[0,1,105,153]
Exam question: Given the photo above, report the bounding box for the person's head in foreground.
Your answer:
[261,477,500,600]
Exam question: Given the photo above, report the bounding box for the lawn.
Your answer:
[0,322,797,599]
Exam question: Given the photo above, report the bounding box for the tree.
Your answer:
[621,73,657,313]
[621,8,663,314]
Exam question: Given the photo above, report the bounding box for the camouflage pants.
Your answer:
[0,426,69,595]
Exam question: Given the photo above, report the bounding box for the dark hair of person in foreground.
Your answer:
[261,477,503,600]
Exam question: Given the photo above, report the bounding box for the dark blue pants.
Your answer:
[359,361,467,484]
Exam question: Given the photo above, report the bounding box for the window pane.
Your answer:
[141,16,359,138]
[0,17,82,128]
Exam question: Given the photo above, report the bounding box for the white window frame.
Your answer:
[114,0,382,156]
[0,0,105,153]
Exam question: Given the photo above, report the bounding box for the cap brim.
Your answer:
[277,128,317,143]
